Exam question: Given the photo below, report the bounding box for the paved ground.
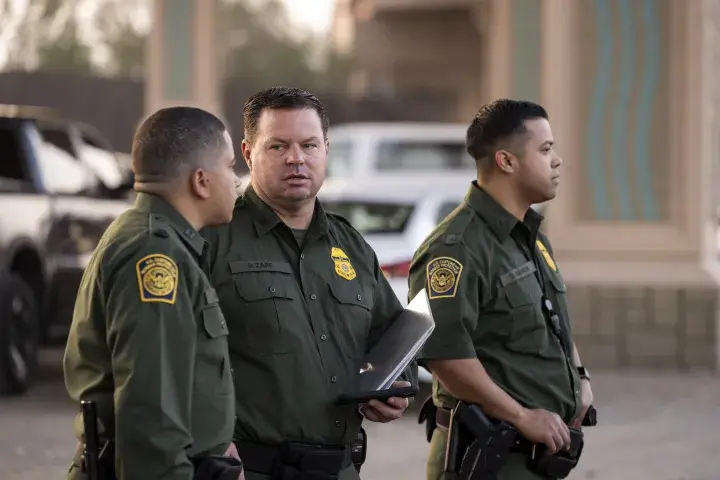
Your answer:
[1,348,718,480]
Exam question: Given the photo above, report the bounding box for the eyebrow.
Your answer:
[540,140,554,147]
[265,136,322,144]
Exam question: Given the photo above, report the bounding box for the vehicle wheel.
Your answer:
[0,274,39,395]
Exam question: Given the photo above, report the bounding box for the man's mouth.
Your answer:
[284,173,309,180]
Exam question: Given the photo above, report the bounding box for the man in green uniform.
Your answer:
[409,99,594,480]
[64,106,245,480]
[201,86,417,480]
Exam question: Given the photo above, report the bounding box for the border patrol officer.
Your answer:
[201,86,417,480]
[409,99,594,480]
[64,107,245,480]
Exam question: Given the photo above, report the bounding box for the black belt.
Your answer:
[234,440,352,475]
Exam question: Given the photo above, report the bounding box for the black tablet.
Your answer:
[335,386,419,406]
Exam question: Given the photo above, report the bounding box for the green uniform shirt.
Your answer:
[64,193,235,480]
[409,183,581,423]
[201,186,416,447]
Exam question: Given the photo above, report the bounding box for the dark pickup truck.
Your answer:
[0,105,133,395]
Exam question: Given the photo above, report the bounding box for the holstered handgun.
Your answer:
[81,400,101,480]
[444,402,517,480]
[417,396,438,443]
[80,400,115,480]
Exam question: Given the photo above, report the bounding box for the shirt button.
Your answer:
[356,294,362,301]
[310,294,317,300]
[331,376,337,383]
[335,421,341,427]
[221,321,226,328]
[269,287,276,293]
[300,254,305,259]
[320,334,327,341]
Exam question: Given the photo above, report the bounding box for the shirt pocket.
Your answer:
[327,280,374,359]
[499,264,549,353]
[229,260,300,356]
[195,287,232,395]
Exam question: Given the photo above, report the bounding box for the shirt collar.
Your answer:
[464,181,544,240]
[243,185,330,238]
[133,192,206,256]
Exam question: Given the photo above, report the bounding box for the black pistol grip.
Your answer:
[581,405,597,427]
[455,402,495,439]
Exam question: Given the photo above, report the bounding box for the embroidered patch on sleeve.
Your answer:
[136,254,179,304]
[535,240,558,271]
[426,256,463,300]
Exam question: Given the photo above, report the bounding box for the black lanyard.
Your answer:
[513,234,564,342]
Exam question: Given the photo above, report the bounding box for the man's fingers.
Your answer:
[361,404,389,422]
[544,434,560,454]
[554,424,571,449]
[367,399,402,416]
[391,380,411,388]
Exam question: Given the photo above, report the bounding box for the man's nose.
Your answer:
[553,153,563,168]
[286,144,305,164]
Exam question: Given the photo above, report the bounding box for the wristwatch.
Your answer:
[577,366,590,381]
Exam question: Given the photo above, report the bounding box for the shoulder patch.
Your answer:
[535,240,557,271]
[426,256,463,300]
[136,254,179,304]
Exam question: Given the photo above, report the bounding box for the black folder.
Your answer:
[336,288,435,405]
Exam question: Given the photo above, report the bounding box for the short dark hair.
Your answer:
[243,86,330,143]
[131,106,227,182]
[466,99,548,172]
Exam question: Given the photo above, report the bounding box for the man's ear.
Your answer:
[241,139,252,171]
[325,138,330,154]
[190,168,211,200]
[494,150,516,174]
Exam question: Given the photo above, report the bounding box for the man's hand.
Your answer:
[359,381,411,423]
[514,408,571,455]
[570,378,594,428]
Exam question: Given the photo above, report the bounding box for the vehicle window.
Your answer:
[40,126,76,156]
[80,131,106,149]
[436,201,460,224]
[323,200,414,234]
[375,141,475,171]
[36,127,99,195]
[0,124,29,182]
[327,140,354,177]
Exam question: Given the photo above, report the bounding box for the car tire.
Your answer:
[0,274,39,395]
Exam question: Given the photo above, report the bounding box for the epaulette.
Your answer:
[441,208,474,245]
[148,213,172,239]
[326,211,356,230]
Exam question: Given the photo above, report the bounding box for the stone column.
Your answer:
[483,0,543,104]
[145,0,222,118]
[541,0,720,371]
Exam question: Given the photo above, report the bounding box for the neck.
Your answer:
[252,182,314,230]
[139,184,206,231]
[477,176,532,221]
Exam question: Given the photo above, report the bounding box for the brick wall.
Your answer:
[568,285,718,371]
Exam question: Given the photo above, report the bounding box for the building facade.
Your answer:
[339,0,720,371]
[146,0,720,371]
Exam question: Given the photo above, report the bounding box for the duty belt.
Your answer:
[234,440,353,477]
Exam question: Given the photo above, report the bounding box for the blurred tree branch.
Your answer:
[0,0,354,91]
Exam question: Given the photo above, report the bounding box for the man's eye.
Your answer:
[270,145,283,150]
[303,143,317,149]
